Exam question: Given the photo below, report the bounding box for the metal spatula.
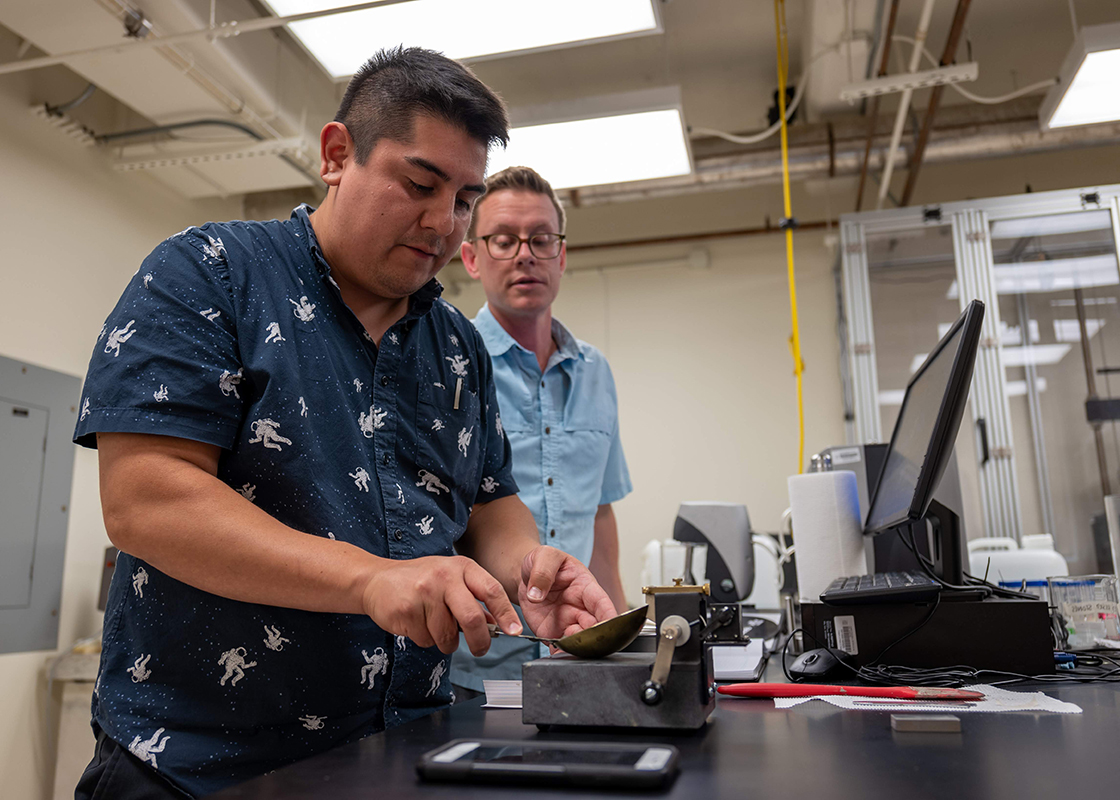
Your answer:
[488,605,650,659]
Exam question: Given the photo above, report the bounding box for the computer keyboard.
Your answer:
[819,571,941,605]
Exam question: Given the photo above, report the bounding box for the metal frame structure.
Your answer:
[839,183,1120,540]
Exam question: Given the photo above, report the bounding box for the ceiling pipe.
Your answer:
[876,0,937,209]
[0,1,417,76]
[556,117,1120,207]
[900,0,972,206]
[855,0,900,211]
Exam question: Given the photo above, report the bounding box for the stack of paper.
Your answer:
[482,680,523,709]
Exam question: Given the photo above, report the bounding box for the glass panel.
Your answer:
[990,209,1120,572]
[865,224,986,541]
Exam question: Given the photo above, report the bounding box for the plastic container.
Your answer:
[998,579,1050,604]
[1047,574,1120,650]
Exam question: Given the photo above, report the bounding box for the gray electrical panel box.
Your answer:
[1,354,81,654]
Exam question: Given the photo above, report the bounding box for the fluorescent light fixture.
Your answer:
[990,210,1113,239]
[939,320,1038,345]
[264,0,661,79]
[878,389,907,406]
[881,377,1050,404]
[947,254,1120,298]
[1040,21,1120,130]
[1054,318,1104,342]
[911,343,1069,373]
[1001,344,1071,367]
[1006,378,1048,398]
[1051,296,1117,306]
[490,88,692,190]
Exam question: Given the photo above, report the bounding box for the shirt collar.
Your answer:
[474,303,584,364]
[289,204,443,318]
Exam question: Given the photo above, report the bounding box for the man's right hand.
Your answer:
[361,555,522,656]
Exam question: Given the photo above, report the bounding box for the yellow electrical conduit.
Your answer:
[773,0,805,475]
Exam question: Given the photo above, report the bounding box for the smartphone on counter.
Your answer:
[416,738,680,789]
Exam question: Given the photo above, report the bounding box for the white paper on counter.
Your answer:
[773,683,1082,714]
[481,679,522,709]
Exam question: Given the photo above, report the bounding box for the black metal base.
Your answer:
[522,651,716,730]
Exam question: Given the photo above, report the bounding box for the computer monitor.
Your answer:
[862,299,985,582]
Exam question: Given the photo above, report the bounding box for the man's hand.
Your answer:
[518,546,617,641]
[361,555,523,656]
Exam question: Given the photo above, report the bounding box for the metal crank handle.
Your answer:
[641,614,691,706]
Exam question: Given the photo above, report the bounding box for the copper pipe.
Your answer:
[900,0,973,206]
[1075,287,1112,497]
[854,0,900,212]
[565,220,830,255]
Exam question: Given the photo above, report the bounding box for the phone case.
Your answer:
[416,738,680,789]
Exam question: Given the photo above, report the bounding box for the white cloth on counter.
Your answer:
[774,683,1082,714]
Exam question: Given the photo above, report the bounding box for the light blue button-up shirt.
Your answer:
[452,303,632,689]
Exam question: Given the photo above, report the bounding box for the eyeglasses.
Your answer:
[473,232,565,260]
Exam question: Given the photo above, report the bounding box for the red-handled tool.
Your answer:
[718,683,984,701]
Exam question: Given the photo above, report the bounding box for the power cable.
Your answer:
[689,42,841,145]
[892,35,1058,105]
[773,0,806,475]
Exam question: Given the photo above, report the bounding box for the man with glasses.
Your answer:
[453,167,632,695]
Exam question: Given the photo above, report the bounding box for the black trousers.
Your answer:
[75,726,190,800]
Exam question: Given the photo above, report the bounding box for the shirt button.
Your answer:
[394,530,403,541]
[544,426,550,434]
[382,453,390,465]
[381,376,390,386]
[549,529,556,538]
[547,477,553,486]
[541,381,545,387]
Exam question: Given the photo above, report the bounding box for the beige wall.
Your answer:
[0,74,241,800]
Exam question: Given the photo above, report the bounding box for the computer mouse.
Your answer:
[789,648,845,680]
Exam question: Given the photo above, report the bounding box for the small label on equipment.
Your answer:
[834,615,859,655]
[830,447,862,465]
[635,748,673,771]
[432,742,480,763]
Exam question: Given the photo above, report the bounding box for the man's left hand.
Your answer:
[518,546,617,641]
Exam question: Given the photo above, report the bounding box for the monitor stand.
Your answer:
[877,498,966,586]
[923,498,965,586]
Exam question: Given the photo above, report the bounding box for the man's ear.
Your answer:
[319,122,354,187]
[461,240,483,280]
[557,240,567,278]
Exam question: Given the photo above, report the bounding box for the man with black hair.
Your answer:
[73,48,613,799]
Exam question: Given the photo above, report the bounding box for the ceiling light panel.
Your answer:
[1041,21,1120,130]
[264,0,661,79]
[487,109,692,189]
[990,210,1113,239]
[948,255,1120,297]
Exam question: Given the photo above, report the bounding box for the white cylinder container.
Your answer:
[788,471,868,603]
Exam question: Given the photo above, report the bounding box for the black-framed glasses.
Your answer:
[473,232,565,260]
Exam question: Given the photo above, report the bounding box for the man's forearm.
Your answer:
[590,504,627,612]
[456,494,540,602]
[99,433,381,615]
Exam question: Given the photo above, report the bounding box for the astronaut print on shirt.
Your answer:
[72,207,517,798]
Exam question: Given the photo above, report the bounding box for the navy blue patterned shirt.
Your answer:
[73,205,517,797]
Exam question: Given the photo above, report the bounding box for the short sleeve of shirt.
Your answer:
[470,322,518,506]
[74,228,246,450]
[598,360,632,507]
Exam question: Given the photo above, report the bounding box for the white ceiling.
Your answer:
[1,0,1117,199]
